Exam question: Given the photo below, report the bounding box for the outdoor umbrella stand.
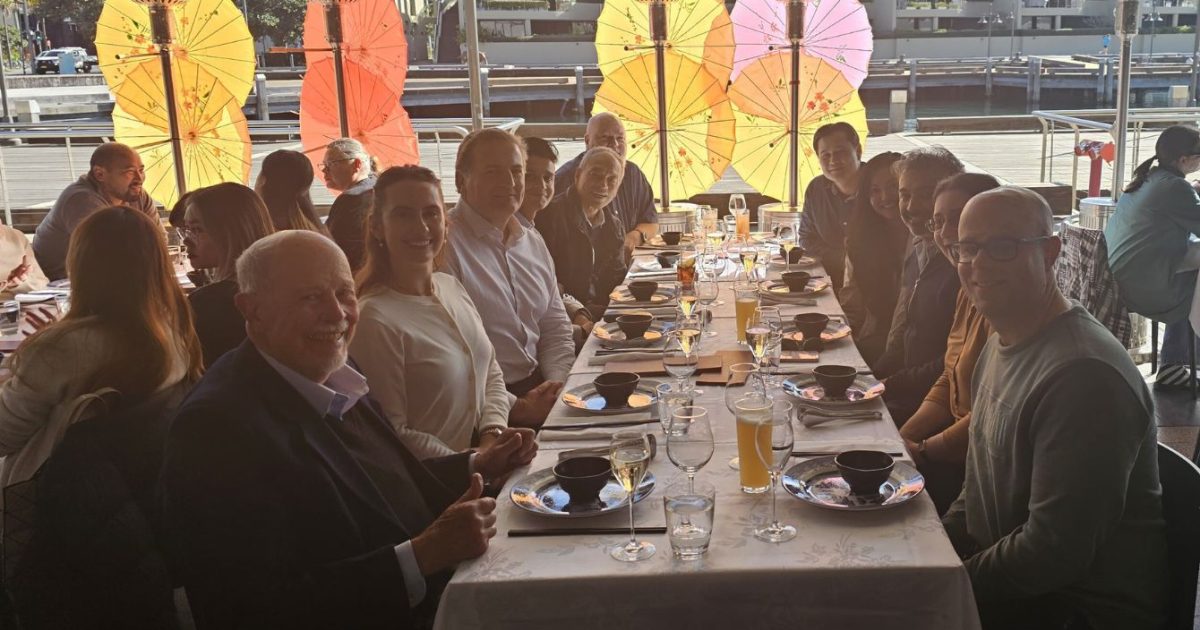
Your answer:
[142,0,189,198]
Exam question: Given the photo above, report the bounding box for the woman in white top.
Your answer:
[351,165,519,458]
[0,206,203,487]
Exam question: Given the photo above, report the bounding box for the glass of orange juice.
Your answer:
[730,193,749,238]
[733,393,773,494]
[733,282,759,343]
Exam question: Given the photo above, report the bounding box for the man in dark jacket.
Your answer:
[798,122,862,293]
[537,147,629,317]
[161,231,535,629]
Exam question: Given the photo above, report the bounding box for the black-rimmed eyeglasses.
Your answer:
[949,236,1051,264]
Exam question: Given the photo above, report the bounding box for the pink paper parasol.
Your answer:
[730,0,872,88]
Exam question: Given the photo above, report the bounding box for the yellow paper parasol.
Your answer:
[729,52,866,204]
[595,0,734,88]
[96,0,256,103]
[593,51,735,201]
[113,58,252,207]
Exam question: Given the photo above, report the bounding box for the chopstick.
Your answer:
[540,420,657,431]
[508,526,667,537]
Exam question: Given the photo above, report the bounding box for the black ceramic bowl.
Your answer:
[813,364,858,399]
[655,250,681,269]
[781,271,812,292]
[834,450,895,496]
[627,281,658,302]
[793,313,830,341]
[593,372,641,409]
[553,456,612,505]
[787,247,807,264]
[616,313,654,339]
[661,231,683,246]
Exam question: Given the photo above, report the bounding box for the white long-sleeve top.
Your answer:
[350,274,511,458]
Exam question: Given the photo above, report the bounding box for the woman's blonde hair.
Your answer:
[14,207,203,400]
[187,183,275,282]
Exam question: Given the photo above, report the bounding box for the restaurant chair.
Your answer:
[1157,442,1200,629]
[2,389,182,629]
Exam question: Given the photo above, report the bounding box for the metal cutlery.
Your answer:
[540,419,657,431]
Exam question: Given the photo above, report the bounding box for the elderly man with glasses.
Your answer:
[941,186,1167,630]
[320,138,377,270]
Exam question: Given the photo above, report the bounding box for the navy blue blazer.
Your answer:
[160,341,470,629]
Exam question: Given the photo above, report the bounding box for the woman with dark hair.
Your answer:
[181,182,275,366]
[899,172,1000,514]
[0,206,203,487]
[256,149,329,234]
[844,151,907,364]
[1107,125,1200,388]
[351,166,539,469]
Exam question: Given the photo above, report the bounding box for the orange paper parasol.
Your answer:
[303,0,410,95]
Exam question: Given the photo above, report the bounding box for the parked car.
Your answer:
[34,48,95,74]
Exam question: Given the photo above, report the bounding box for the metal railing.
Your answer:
[0,117,525,226]
[1033,107,1200,204]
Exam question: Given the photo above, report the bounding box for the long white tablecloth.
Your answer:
[435,251,982,630]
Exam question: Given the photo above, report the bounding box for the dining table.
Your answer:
[433,242,982,630]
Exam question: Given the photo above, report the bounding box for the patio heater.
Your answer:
[786,0,804,209]
[649,0,672,210]
[1111,0,1138,201]
[316,0,356,138]
[137,0,190,199]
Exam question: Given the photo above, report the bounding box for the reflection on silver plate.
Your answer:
[782,457,924,511]
[562,379,662,415]
[593,321,669,349]
[782,373,885,406]
[782,320,852,343]
[759,279,831,299]
[511,467,656,518]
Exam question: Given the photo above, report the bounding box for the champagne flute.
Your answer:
[610,431,655,562]
[779,221,800,273]
[677,285,698,319]
[696,275,719,336]
[744,310,772,367]
[724,362,761,470]
[667,406,714,493]
[663,325,701,393]
[755,306,784,377]
[753,398,796,542]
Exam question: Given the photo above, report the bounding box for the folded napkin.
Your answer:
[602,354,722,376]
[759,294,818,307]
[604,306,678,319]
[587,352,663,366]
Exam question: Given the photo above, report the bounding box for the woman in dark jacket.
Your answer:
[536,147,628,317]
[181,183,275,366]
[845,152,908,365]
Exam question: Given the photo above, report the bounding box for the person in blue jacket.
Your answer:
[1106,125,1200,388]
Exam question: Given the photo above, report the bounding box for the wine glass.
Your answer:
[724,362,761,470]
[667,406,714,493]
[756,245,772,282]
[663,324,701,393]
[677,284,698,320]
[610,431,655,562]
[744,310,772,367]
[778,220,800,273]
[752,398,796,542]
[696,275,719,336]
[754,306,784,376]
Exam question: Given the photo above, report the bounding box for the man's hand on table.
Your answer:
[411,473,497,576]
[475,427,538,481]
[509,381,564,428]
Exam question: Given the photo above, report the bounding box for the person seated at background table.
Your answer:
[181,182,275,368]
[162,231,532,629]
[873,146,964,425]
[321,138,378,271]
[843,151,905,365]
[798,121,863,294]
[33,143,157,281]
[256,149,329,235]
[0,206,201,489]
[537,147,629,320]
[555,112,658,259]
[1105,125,1200,389]
[0,223,48,300]
[522,137,593,347]
[898,172,999,514]
[441,128,572,426]
[942,186,1167,630]
[351,165,544,454]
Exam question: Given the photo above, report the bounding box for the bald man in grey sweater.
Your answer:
[942,187,1167,630]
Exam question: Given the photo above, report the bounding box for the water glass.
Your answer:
[0,300,19,335]
[663,479,716,560]
[656,382,694,436]
[54,294,70,317]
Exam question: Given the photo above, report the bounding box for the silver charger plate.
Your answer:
[610,285,677,306]
[511,468,657,518]
[758,278,831,300]
[644,234,693,250]
[562,379,663,415]
[782,456,924,511]
[770,255,817,269]
[782,373,885,406]
[782,320,852,343]
[593,321,670,348]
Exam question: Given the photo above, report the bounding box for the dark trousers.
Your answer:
[506,368,545,398]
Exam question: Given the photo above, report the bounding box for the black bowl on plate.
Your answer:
[593,372,641,409]
[834,450,895,497]
[616,313,654,339]
[813,364,858,399]
[553,456,611,505]
[781,271,811,292]
[787,247,807,264]
[661,231,683,245]
[627,281,658,302]
[655,251,681,268]
[793,313,830,341]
